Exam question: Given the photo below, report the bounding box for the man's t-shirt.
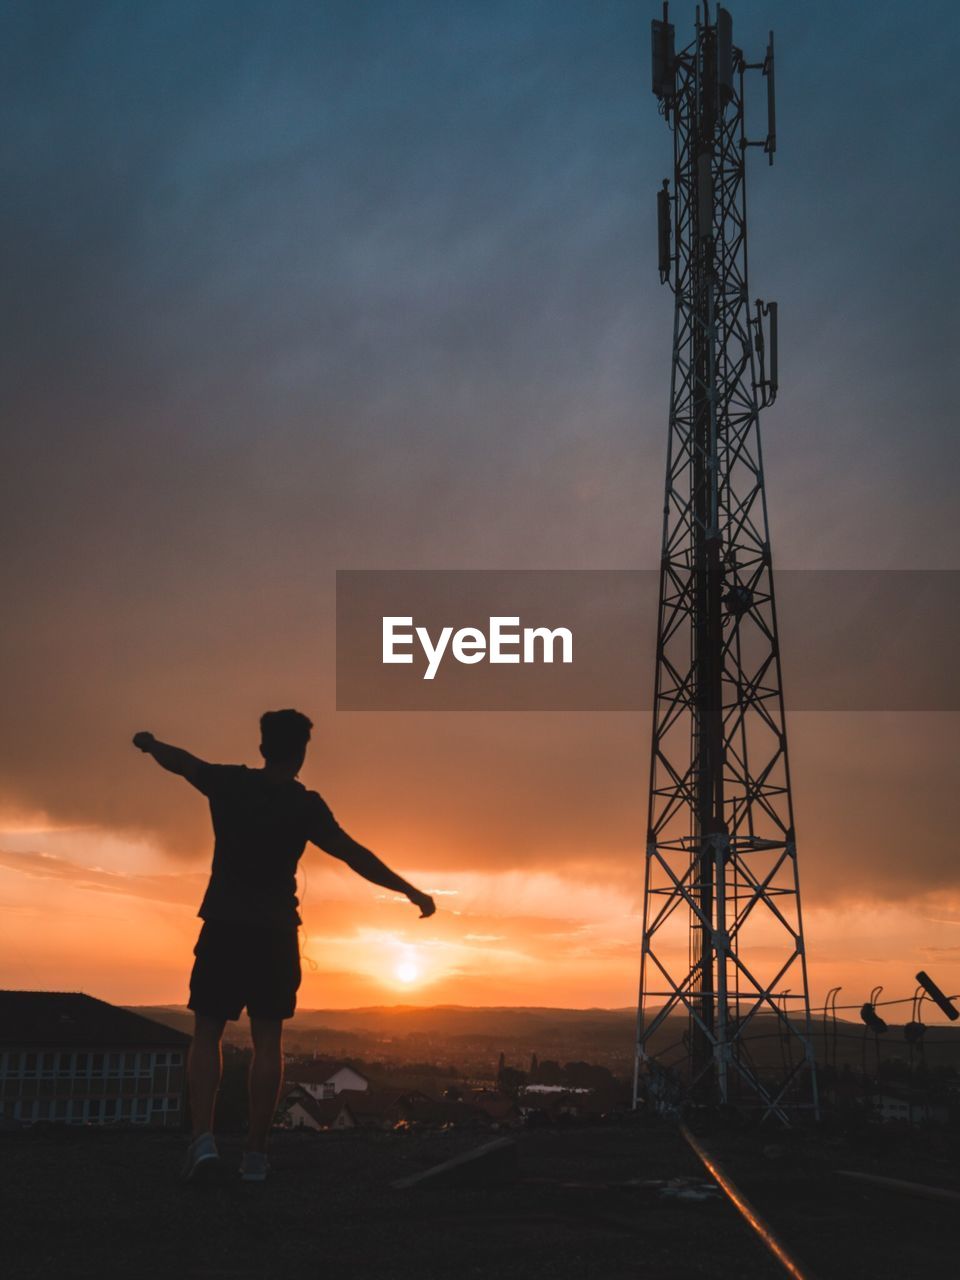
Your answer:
[192,764,344,927]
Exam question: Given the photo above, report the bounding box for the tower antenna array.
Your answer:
[635,2,817,1123]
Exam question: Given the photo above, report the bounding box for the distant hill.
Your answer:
[126,1004,960,1074]
[128,1003,637,1045]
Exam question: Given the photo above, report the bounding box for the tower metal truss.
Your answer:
[634,3,818,1123]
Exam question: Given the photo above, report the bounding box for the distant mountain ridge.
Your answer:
[126,1003,960,1073]
[127,1003,638,1041]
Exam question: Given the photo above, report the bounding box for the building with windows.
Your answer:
[0,991,190,1128]
[874,1092,950,1127]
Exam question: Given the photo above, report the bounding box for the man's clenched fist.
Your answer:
[409,890,436,919]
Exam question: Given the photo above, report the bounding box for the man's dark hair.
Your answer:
[259,709,313,764]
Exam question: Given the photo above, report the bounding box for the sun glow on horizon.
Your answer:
[391,940,422,985]
[394,958,420,984]
[6,841,960,1013]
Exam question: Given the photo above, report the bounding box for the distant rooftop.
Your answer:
[0,991,191,1048]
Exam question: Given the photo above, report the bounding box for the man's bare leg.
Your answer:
[247,1017,284,1153]
[188,1014,226,1138]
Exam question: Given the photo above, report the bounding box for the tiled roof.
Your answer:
[286,1090,346,1126]
[0,991,191,1048]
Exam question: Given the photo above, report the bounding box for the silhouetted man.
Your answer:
[132,710,435,1183]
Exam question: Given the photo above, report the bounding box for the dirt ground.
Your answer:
[1,1120,955,1279]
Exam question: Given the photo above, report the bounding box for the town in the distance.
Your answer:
[3,991,960,1134]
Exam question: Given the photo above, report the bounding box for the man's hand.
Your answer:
[409,889,436,920]
[132,731,156,753]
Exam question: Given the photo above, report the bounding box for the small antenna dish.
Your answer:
[651,5,676,103]
[859,1001,888,1034]
[752,299,778,406]
[717,8,734,107]
[764,32,776,163]
[905,986,927,1044]
[916,970,959,1021]
[657,180,671,283]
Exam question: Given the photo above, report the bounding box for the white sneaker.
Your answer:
[239,1150,269,1183]
[181,1132,222,1183]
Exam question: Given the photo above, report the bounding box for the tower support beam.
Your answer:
[635,2,817,1123]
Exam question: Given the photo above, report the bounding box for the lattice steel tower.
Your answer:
[634,3,817,1122]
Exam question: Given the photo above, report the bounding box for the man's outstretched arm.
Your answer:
[315,825,436,919]
[132,731,206,785]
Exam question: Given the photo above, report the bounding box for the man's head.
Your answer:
[259,709,313,775]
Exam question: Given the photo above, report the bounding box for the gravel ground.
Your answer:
[1,1120,955,1279]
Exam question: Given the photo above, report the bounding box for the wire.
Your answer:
[297,861,319,973]
[829,993,959,1011]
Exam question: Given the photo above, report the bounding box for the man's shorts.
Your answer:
[188,920,302,1021]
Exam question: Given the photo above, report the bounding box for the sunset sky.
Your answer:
[2,1,959,1018]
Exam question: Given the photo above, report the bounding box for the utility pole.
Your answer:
[635,2,818,1123]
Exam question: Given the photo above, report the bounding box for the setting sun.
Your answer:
[394,959,419,984]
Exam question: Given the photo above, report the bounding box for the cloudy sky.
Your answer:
[1,0,958,1014]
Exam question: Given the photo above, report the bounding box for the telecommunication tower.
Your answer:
[634,2,818,1122]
